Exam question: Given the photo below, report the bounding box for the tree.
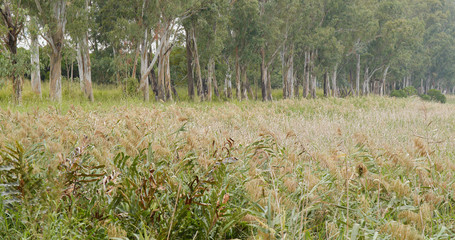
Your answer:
[0,0,25,103]
[26,0,68,101]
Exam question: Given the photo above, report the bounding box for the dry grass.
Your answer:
[1,95,455,238]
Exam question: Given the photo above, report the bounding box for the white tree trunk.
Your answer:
[380,65,390,96]
[140,30,149,101]
[76,31,93,101]
[30,32,41,97]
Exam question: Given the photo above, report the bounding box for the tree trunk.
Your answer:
[185,27,194,100]
[304,51,309,98]
[157,43,166,101]
[165,50,172,101]
[212,59,219,98]
[267,69,272,101]
[323,72,329,97]
[281,46,288,99]
[192,27,204,101]
[294,71,299,98]
[363,67,369,95]
[47,0,66,101]
[132,42,140,79]
[356,53,360,96]
[420,78,424,94]
[77,32,94,102]
[207,57,214,101]
[332,64,338,97]
[241,65,248,100]
[140,30,149,101]
[224,61,232,99]
[71,60,74,82]
[30,32,41,97]
[261,48,267,101]
[380,65,389,96]
[311,75,316,99]
[49,50,63,101]
[287,48,294,99]
[235,47,241,101]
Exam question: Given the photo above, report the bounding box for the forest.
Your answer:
[2,1,455,240]
[1,0,455,103]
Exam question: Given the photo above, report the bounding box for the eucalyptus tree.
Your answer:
[192,0,229,100]
[0,0,25,103]
[257,0,283,101]
[28,16,41,96]
[67,0,94,101]
[137,0,204,101]
[229,0,261,100]
[25,0,69,101]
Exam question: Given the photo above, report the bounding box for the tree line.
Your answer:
[2,0,455,103]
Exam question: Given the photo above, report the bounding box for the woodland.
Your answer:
[1,0,455,103]
[2,1,455,239]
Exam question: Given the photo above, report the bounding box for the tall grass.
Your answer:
[1,80,455,239]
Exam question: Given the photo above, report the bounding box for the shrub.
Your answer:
[390,89,407,98]
[403,86,417,96]
[122,77,139,97]
[426,89,446,103]
[420,94,431,101]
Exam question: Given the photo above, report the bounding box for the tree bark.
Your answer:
[1,2,23,103]
[140,30,149,101]
[31,30,41,97]
[224,60,232,99]
[207,57,214,101]
[241,65,248,100]
[235,47,241,101]
[380,65,389,96]
[303,51,309,98]
[356,53,360,96]
[192,27,204,101]
[185,27,194,100]
[47,0,66,101]
[323,72,329,97]
[76,31,94,102]
[164,49,172,101]
[132,42,140,79]
[261,48,267,101]
[332,64,338,97]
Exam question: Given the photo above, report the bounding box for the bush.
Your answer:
[403,86,417,96]
[426,89,446,103]
[122,77,139,97]
[420,94,431,101]
[390,89,407,98]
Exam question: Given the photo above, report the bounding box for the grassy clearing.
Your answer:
[1,82,455,239]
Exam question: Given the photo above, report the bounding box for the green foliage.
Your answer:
[420,94,430,101]
[122,77,139,97]
[391,86,417,98]
[390,89,407,98]
[403,86,417,96]
[426,89,446,103]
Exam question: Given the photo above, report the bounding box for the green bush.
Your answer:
[122,77,139,97]
[403,86,417,96]
[420,94,431,101]
[427,89,446,103]
[390,89,407,98]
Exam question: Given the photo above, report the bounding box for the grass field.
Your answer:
[0,80,455,239]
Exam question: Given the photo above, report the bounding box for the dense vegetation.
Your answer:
[1,0,455,103]
[0,92,455,239]
[2,1,455,239]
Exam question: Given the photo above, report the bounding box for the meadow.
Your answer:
[0,81,455,239]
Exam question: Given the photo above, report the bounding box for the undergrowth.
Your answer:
[0,95,455,239]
